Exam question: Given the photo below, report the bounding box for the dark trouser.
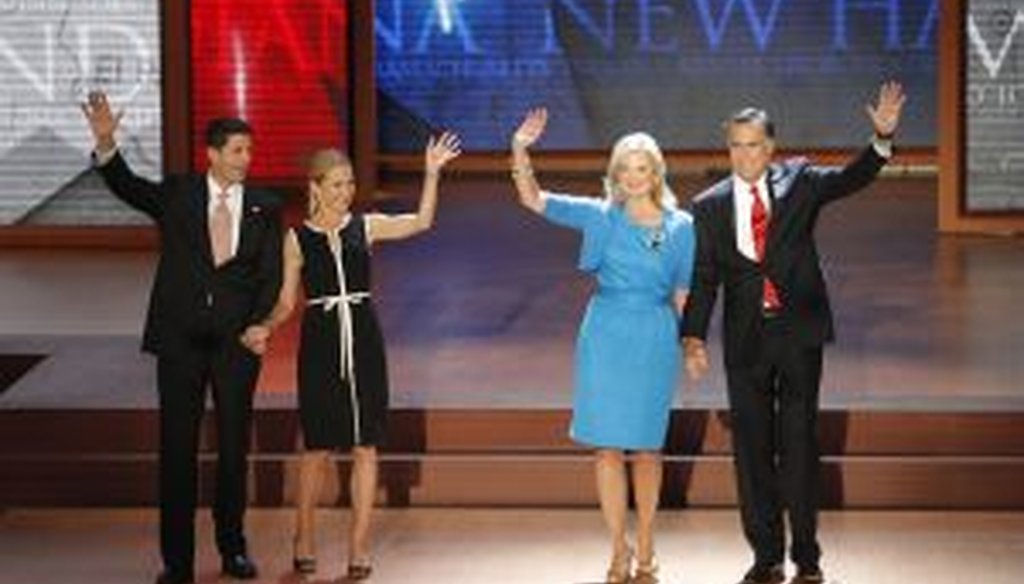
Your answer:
[156,333,260,576]
[725,317,823,570]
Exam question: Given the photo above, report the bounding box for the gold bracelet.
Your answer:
[511,166,534,179]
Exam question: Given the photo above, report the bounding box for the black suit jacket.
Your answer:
[681,146,887,368]
[98,152,283,354]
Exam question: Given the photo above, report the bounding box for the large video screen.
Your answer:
[377,0,938,152]
[0,0,161,226]
[965,0,1024,212]
[191,1,350,183]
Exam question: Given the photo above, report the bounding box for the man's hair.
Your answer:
[724,108,775,139]
[205,118,252,149]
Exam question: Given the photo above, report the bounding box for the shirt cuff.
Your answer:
[871,136,893,159]
[92,147,118,167]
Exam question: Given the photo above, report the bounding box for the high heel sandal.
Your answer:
[291,538,317,575]
[291,556,317,575]
[605,546,634,584]
[634,553,659,583]
[346,561,373,581]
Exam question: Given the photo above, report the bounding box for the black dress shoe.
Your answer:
[154,570,194,584]
[789,565,825,583]
[221,553,259,580]
[739,563,786,584]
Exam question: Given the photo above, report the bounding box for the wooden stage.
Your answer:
[3,508,1024,584]
[1,174,1023,508]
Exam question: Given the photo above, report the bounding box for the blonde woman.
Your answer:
[510,109,695,583]
[245,134,460,579]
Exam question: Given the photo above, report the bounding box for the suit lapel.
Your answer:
[190,177,215,267]
[723,177,737,242]
[766,164,793,252]
[237,189,263,260]
[766,167,779,249]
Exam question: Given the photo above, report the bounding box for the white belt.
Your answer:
[307,292,371,311]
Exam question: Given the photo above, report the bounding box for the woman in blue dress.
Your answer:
[510,108,695,583]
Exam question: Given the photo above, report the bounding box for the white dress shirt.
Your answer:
[206,174,244,257]
[733,174,770,262]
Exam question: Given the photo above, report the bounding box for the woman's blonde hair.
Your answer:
[603,132,677,210]
[305,148,353,217]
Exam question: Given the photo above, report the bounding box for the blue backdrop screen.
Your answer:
[376,0,937,152]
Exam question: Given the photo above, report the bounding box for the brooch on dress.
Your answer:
[648,227,665,251]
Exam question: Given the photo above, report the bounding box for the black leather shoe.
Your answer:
[154,570,194,584]
[789,565,825,583]
[739,564,786,584]
[221,553,259,580]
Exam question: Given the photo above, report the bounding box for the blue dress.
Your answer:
[543,192,695,450]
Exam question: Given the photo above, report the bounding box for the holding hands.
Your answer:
[684,339,710,382]
[867,81,906,138]
[240,325,271,355]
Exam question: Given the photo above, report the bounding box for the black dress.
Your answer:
[295,216,388,449]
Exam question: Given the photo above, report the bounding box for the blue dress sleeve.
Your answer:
[541,191,612,272]
[671,211,696,291]
[542,191,606,232]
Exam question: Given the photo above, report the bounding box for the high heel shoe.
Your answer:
[291,538,317,575]
[605,546,634,584]
[291,556,317,575]
[634,553,659,583]
[346,561,373,581]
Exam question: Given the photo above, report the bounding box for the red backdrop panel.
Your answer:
[190,0,349,182]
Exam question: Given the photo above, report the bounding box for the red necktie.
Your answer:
[750,184,781,309]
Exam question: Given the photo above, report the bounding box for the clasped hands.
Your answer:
[240,324,271,355]
[683,338,710,382]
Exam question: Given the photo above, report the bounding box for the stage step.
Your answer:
[2,409,1023,508]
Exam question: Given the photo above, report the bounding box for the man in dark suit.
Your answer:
[82,92,282,584]
[682,82,906,584]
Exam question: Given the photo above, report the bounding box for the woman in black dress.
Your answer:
[247,134,460,579]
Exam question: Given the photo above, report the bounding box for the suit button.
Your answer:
[206,293,213,307]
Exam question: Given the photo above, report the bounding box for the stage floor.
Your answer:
[1,507,1023,584]
[1,175,1023,412]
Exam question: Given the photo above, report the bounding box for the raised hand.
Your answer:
[80,91,124,153]
[425,131,462,174]
[512,108,548,150]
[866,81,906,138]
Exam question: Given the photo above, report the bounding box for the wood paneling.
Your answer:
[3,409,1024,508]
